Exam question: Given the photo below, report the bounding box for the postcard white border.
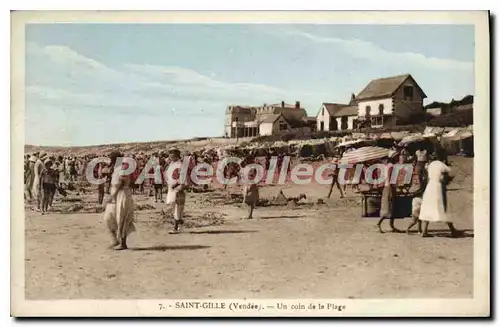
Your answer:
[11,10,490,317]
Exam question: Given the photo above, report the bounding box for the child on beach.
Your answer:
[242,169,259,219]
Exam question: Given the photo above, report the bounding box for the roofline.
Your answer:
[334,112,358,117]
[356,74,428,101]
[315,103,326,117]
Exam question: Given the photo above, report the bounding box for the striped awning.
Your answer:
[339,146,390,165]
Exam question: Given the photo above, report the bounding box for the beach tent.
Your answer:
[440,129,474,157]
[339,146,390,165]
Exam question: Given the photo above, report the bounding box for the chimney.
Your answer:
[295,101,300,109]
[281,101,285,108]
[351,93,355,102]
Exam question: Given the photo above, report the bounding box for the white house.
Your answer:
[355,74,427,128]
[333,105,358,131]
[316,94,358,131]
[259,114,290,136]
[316,103,344,132]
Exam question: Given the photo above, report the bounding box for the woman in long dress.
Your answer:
[418,159,461,237]
[103,151,136,250]
[32,153,46,211]
[25,154,37,202]
[376,151,402,233]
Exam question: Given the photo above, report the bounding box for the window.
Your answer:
[279,120,288,131]
[403,86,414,100]
[352,119,358,130]
[329,117,337,131]
[378,104,384,115]
[365,105,371,117]
[322,108,324,116]
[341,116,348,130]
[320,121,324,131]
[371,116,383,126]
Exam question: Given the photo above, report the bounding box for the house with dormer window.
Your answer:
[355,74,427,128]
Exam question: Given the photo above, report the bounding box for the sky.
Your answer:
[25,24,475,146]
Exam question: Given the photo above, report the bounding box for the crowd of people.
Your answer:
[24,138,462,251]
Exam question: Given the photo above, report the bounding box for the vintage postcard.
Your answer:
[11,11,490,317]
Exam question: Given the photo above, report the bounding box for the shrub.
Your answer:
[427,109,473,127]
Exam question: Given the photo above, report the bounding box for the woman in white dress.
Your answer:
[103,151,136,250]
[419,158,461,237]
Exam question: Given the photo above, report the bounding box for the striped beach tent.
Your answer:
[339,146,390,165]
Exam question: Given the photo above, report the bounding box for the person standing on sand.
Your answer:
[418,157,462,238]
[32,153,46,211]
[166,148,191,234]
[25,153,37,202]
[327,158,344,199]
[103,151,136,250]
[414,146,428,188]
[94,161,107,205]
[376,151,402,233]
[40,158,58,215]
[242,169,259,219]
[151,152,164,203]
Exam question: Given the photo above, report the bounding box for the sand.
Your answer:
[24,156,473,299]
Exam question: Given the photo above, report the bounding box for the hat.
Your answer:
[109,150,123,161]
[40,153,47,159]
[29,155,37,163]
[169,148,181,156]
[44,158,53,165]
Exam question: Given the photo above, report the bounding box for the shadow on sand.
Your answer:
[426,229,474,238]
[131,245,211,251]
[259,215,302,220]
[187,230,258,235]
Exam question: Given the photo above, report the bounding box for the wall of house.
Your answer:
[357,98,393,117]
[225,106,257,137]
[392,79,424,119]
[335,116,356,130]
[393,101,418,121]
[259,116,292,136]
[316,105,331,131]
[259,123,274,136]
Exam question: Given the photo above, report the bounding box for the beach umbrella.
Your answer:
[339,146,390,165]
[398,135,424,146]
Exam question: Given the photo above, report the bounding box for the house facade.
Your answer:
[334,105,358,130]
[355,74,427,128]
[316,94,358,131]
[225,101,309,138]
[316,103,345,132]
[259,114,292,136]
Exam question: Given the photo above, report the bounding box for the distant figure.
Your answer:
[414,146,428,187]
[95,161,107,205]
[32,153,46,211]
[242,170,259,219]
[40,159,58,214]
[25,154,37,202]
[327,159,344,199]
[376,151,402,233]
[166,149,189,234]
